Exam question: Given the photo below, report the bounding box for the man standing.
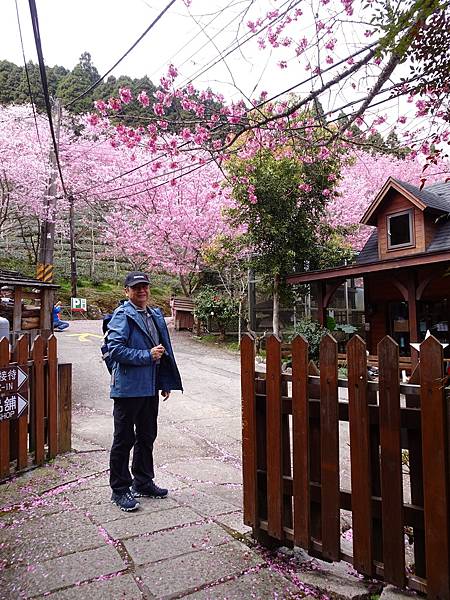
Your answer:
[107,272,182,511]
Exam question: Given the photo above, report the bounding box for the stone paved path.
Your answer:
[0,321,408,599]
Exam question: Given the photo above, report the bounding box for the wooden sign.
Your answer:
[0,366,27,397]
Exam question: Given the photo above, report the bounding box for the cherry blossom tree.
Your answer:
[100,153,233,295]
[0,105,50,226]
[0,104,142,268]
[88,0,449,206]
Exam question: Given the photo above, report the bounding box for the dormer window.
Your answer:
[387,209,414,249]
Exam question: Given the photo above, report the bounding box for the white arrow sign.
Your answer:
[17,367,27,390]
[17,393,27,417]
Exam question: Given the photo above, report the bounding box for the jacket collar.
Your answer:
[122,301,165,343]
[122,301,152,340]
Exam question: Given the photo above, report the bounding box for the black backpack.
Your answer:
[100,313,115,374]
[100,303,133,374]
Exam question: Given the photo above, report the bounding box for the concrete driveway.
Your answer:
[57,319,243,493]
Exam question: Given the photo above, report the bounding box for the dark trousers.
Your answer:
[109,396,159,493]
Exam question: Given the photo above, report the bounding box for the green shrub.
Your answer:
[286,318,329,362]
[194,286,239,340]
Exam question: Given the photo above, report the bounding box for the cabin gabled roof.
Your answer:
[356,180,450,264]
[360,177,450,226]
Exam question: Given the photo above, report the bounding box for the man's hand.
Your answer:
[161,390,171,401]
[151,344,165,361]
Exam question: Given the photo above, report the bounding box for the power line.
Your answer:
[80,149,213,198]
[72,46,375,199]
[70,8,386,198]
[100,155,217,202]
[72,139,192,196]
[147,1,232,81]
[178,0,302,89]
[15,0,43,153]
[28,0,68,196]
[65,0,177,108]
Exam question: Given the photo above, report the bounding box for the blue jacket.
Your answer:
[107,301,182,398]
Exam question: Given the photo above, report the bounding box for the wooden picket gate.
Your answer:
[0,335,72,480]
[241,333,450,599]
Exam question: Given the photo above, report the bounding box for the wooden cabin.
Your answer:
[0,269,58,340]
[171,296,195,330]
[286,178,450,361]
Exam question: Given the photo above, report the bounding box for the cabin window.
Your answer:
[387,209,414,249]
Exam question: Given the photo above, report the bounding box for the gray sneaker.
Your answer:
[111,490,140,511]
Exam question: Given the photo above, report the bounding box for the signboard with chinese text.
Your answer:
[0,393,27,421]
[0,366,27,397]
[71,297,87,312]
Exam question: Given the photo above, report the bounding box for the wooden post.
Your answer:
[320,333,340,561]
[266,334,283,539]
[40,288,54,336]
[0,338,10,479]
[57,363,72,453]
[405,361,425,577]
[420,336,450,599]
[292,335,310,550]
[317,282,327,327]
[363,277,372,352]
[47,335,58,458]
[31,335,45,465]
[347,335,373,576]
[378,336,405,587]
[407,275,419,366]
[241,334,257,527]
[13,286,22,332]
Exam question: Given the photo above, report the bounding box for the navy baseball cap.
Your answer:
[124,272,150,287]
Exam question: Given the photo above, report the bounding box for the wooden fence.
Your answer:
[0,335,72,480]
[241,333,450,599]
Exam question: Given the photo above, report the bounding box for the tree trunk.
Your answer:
[90,221,95,277]
[273,273,280,337]
[179,274,189,297]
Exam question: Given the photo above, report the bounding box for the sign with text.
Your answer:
[0,366,27,397]
[71,297,87,312]
[0,393,28,421]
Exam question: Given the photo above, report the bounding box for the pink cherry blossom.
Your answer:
[119,88,133,104]
[137,91,150,107]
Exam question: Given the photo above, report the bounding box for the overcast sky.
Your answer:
[0,0,438,143]
[0,0,292,102]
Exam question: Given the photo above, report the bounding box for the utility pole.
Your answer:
[36,98,61,284]
[69,194,77,298]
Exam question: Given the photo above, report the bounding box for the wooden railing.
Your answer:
[0,335,72,480]
[241,333,450,600]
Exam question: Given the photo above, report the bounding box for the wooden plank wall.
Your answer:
[376,192,425,259]
[241,333,450,598]
[0,334,70,480]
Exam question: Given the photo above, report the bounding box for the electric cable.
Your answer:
[177,0,302,89]
[65,0,177,108]
[15,0,43,153]
[74,40,377,196]
[28,0,68,196]
[147,0,233,81]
